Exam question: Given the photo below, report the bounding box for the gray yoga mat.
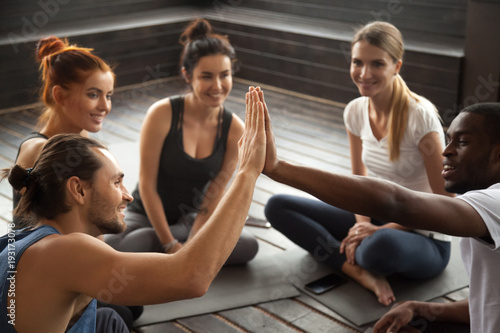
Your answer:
[133,251,300,327]
[279,237,468,327]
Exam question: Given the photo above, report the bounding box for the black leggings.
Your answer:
[265,194,451,278]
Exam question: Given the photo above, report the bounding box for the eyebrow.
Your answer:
[446,130,473,137]
[113,172,125,179]
[87,87,113,93]
[351,57,386,62]
[201,69,231,74]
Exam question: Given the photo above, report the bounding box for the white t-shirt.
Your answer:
[344,96,451,241]
[344,96,445,193]
[458,183,500,333]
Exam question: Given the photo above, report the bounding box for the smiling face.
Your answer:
[442,112,500,194]
[350,40,401,101]
[60,70,114,133]
[87,148,132,234]
[185,54,232,108]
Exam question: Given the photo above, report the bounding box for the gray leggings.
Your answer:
[106,210,259,265]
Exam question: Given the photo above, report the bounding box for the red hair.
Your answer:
[35,36,114,125]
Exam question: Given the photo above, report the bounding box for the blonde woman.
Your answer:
[265,22,453,305]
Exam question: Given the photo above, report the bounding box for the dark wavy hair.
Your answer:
[179,18,238,78]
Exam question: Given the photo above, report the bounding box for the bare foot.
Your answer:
[342,262,395,306]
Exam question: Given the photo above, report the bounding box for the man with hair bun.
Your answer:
[0,87,266,332]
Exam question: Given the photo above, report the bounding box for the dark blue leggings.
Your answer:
[265,194,451,279]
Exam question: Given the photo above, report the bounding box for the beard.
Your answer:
[87,189,125,234]
[445,153,492,194]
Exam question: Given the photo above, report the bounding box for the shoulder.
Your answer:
[16,137,48,167]
[147,97,173,116]
[408,97,442,127]
[143,97,174,132]
[24,232,118,274]
[458,184,500,240]
[30,232,108,255]
[408,97,439,119]
[345,97,366,111]
[344,97,367,133]
[344,97,367,119]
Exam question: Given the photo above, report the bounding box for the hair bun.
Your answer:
[180,19,213,45]
[35,36,68,63]
[8,165,33,191]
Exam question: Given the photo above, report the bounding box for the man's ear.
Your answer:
[66,176,88,205]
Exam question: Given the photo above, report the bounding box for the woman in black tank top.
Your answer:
[106,19,259,265]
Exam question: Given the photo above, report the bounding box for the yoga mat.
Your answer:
[108,141,301,327]
[134,251,300,327]
[278,237,468,327]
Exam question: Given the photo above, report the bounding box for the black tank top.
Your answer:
[128,95,233,223]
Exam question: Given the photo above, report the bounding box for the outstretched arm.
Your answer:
[41,88,267,306]
[260,91,487,238]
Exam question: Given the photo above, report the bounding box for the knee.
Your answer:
[264,194,293,228]
[116,228,161,253]
[96,307,131,333]
[356,230,401,275]
[239,230,259,261]
[226,229,259,265]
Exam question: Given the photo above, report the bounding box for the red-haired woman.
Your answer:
[14,36,114,209]
[12,36,135,333]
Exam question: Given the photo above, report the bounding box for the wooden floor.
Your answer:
[0,77,467,332]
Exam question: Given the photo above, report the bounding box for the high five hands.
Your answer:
[242,86,279,177]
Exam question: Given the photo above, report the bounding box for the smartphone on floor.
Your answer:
[304,273,348,294]
[245,216,271,228]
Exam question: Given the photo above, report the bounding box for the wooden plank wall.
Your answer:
[1,1,467,124]
[0,1,199,109]
[237,0,468,38]
[0,0,187,34]
[206,0,467,123]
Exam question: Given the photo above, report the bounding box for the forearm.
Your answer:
[412,299,470,324]
[379,222,413,232]
[139,186,175,244]
[188,183,227,240]
[354,214,371,223]
[180,171,258,283]
[267,161,405,223]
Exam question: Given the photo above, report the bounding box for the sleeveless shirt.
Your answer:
[128,95,233,222]
[0,225,98,332]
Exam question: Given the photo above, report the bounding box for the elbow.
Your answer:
[181,269,212,299]
[375,182,413,223]
[189,283,210,299]
[184,279,210,299]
